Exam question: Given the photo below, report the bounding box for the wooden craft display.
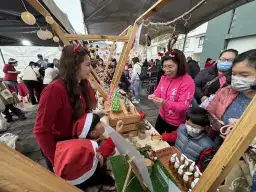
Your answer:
[25,1,256,192]
[155,147,188,192]
[106,99,141,133]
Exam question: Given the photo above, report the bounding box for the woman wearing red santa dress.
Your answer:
[33,44,98,172]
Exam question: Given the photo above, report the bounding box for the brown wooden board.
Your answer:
[0,144,81,192]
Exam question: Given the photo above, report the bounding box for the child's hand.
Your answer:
[161,133,169,141]
[116,120,124,133]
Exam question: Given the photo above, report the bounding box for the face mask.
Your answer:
[231,75,256,92]
[185,124,203,137]
[217,61,233,72]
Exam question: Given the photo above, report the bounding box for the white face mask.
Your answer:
[185,124,203,137]
[231,75,256,92]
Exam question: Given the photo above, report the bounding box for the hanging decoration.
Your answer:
[142,0,206,27]
[58,46,63,51]
[37,29,48,40]
[145,33,151,47]
[46,30,53,39]
[21,12,36,25]
[20,0,36,25]
[45,15,55,25]
[53,36,60,42]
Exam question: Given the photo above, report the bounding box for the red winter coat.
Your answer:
[33,79,97,164]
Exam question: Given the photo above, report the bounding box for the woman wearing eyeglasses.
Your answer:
[148,49,195,135]
[33,44,97,171]
[194,49,238,104]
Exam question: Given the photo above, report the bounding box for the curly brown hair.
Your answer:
[59,44,92,121]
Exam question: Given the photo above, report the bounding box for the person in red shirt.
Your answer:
[204,58,216,69]
[3,58,20,94]
[33,44,98,171]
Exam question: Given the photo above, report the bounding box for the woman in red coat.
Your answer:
[33,44,97,171]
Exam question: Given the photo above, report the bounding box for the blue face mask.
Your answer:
[217,61,233,72]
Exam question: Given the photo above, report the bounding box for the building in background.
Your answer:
[201,1,256,67]
[146,23,208,66]
[174,23,208,64]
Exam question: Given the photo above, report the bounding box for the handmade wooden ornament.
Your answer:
[151,135,161,145]
[178,164,186,181]
[189,161,196,172]
[191,178,200,189]
[21,12,36,25]
[138,129,146,140]
[183,172,193,191]
[145,158,153,175]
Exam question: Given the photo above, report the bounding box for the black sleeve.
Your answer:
[194,63,201,78]
[194,70,206,102]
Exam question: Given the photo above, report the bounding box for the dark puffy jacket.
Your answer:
[188,60,200,79]
[194,65,231,103]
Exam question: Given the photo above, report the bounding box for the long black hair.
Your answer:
[59,45,92,121]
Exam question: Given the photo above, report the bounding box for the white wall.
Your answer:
[227,36,256,53]
[0,46,61,77]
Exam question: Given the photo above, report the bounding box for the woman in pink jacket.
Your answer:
[148,49,195,134]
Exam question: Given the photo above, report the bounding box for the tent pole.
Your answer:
[182,33,187,52]
[0,48,5,64]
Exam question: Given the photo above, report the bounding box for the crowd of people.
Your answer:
[1,43,256,191]
[1,54,59,122]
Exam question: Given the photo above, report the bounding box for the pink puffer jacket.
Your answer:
[154,74,195,126]
[206,86,239,120]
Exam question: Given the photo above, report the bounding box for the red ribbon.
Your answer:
[169,49,175,57]
[73,44,81,52]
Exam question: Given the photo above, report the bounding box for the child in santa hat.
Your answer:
[72,113,117,160]
[54,113,122,190]
[54,139,115,190]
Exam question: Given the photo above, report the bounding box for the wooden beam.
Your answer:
[104,42,116,73]
[0,144,80,192]
[194,96,256,191]
[90,66,103,85]
[64,34,129,42]
[119,25,132,36]
[89,74,108,101]
[26,0,69,45]
[111,24,138,88]
[135,0,173,24]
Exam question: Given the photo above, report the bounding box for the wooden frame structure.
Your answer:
[0,0,254,192]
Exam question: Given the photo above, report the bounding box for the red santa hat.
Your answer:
[72,113,93,139]
[54,139,99,185]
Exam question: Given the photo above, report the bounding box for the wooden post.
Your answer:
[0,144,81,192]
[111,0,173,88]
[64,34,129,42]
[193,96,256,192]
[90,66,103,85]
[89,74,108,101]
[105,42,116,73]
[27,0,69,45]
